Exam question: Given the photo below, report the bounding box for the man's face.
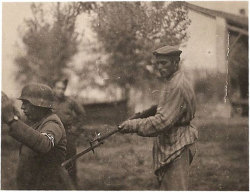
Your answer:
[21,100,40,121]
[54,81,66,98]
[155,57,176,79]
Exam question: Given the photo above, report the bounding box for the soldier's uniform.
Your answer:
[54,95,86,186]
[2,84,74,190]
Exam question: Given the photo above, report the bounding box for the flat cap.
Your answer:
[153,45,182,56]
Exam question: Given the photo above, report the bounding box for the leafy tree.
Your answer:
[15,2,95,87]
[91,2,191,97]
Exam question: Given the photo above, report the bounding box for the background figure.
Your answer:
[53,78,86,187]
[119,46,198,190]
[1,84,74,190]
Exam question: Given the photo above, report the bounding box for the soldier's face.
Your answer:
[54,82,66,98]
[21,100,40,121]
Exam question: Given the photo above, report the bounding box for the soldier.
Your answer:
[119,46,198,190]
[1,83,74,190]
[53,78,86,187]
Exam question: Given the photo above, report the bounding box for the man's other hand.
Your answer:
[118,120,137,134]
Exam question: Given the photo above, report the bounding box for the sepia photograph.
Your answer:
[1,1,249,190]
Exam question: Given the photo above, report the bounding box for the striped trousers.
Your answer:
[159,146,194,190]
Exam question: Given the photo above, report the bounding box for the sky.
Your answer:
[2,3,33,97]
[2,1,249,98]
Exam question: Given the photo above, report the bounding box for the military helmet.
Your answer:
[17,83,54,109]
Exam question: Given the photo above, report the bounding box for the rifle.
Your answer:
[130,105,157,119]
[61,104,158,168]
[61,128,119,167]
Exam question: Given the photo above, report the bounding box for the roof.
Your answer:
[184,2,248,27]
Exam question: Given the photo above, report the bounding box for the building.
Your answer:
[183,2,248,116]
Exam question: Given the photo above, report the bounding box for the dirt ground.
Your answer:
[1,115,249,190]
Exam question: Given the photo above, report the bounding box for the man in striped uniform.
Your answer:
[119,45,198,190]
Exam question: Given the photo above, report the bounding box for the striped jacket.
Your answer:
[125,70,198,174]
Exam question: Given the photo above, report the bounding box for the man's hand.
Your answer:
[118,120,137,134]
[1,92,16,124]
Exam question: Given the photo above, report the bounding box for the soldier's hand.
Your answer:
[1,92,16,124]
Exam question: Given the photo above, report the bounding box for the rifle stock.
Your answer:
[130,105,157,119]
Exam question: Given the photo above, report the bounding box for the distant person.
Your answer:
[1,83,74,190]
[53,78,86,187]
[119,46,198,190]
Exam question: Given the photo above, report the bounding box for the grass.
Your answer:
[1,116,248,190]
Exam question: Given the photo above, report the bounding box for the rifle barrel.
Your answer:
[61,141,104,167]
[92,129,120,143]
[61,128,120,168]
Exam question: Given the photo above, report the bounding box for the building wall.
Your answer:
[215,17,228,73]
[181,10,217,72]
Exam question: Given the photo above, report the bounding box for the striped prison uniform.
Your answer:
[124,70,198,181]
